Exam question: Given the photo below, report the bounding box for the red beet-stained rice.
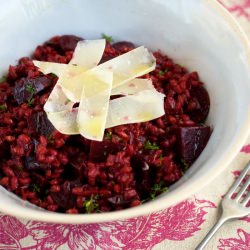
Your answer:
[0,35,211,213]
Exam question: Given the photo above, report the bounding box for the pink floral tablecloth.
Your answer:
[1,1,250,249]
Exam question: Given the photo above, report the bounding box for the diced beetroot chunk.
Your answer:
[58,35,83,51]
[131,155,154,196]
[24,156,42,171]
[186,85,210,123]
[0,142,10,158]
[13,76,53,105]
[70,163,84,179]
[31,172,48,187]
[174,126,211,165]
[50,181,76,210]
[89,140,125,162]
[28,111,55,137]
[112,41,135,54]
[65,154,86,180]
[108,195,130,205]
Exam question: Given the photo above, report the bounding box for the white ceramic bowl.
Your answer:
[1,0,250,224]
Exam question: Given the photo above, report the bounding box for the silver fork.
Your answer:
[196,161,250,250]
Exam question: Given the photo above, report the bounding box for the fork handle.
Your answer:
[195,215,228,250]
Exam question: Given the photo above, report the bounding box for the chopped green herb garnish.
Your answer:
[142,181,168,203]
[47,134,54,144]
[158,69,168,76]
[101,33,113,43]
[0,104,7,111]
[26,84,35,95]
[144,140,160,150]
[0,75,6,83]
[30,183,41,193]
[64,99,71,105]
[158,154,164,165]
[149,181,168,199]
[180,159,189,171]
[50,73,58,78]
[177,64,185,68]
[83,195,99,213]
[26,84,35,106]
[105,131,112,140]
[27,98,34,107]
[16,165,24,172]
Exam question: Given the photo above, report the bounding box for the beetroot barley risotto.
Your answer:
[0,35,211,214]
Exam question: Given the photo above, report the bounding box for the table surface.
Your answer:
[1,1,250,249]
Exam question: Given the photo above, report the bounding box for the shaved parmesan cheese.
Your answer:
[70,39,106,68]
[44,84,74,113]
[34,40,105,77]
[105,90,165,128]
[59,46,156,101]
[45,69,113,138]
[77,69,113,141]
[33,61,85,79]
[34,39,164,141]
[97,46,155,88]
[34,40,107,103]
[34,60,86,102]
[111,78,154,95]
[44,84,79,135]
[47,109,79,134]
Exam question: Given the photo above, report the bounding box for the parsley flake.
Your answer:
[101,33,113,43]
[177,64,185,68]
[105,131,112,140]
[158,69,168,76]
[50,73,58,79]
[144,140,160,150]
[16,165,24,172]
[0,75,6,83]
[47,134,54,144]
[64,99,71,105]
[26,84,35,106]
[30,183,41,193]
[158,154,164,165]
[150,181,168,199]
[180,159,189,171]
[27,98,34,107]
[0,104,7,111]
[83,195,99,213]
[26,84,35,95]
[141,181,168,203]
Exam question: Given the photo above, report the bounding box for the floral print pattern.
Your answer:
[218,229,250,250]
[219,0,250,20]
[0,198,215,250]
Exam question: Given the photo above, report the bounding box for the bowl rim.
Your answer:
[1,0,250,224]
